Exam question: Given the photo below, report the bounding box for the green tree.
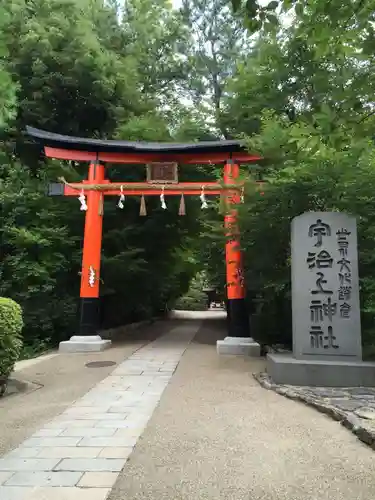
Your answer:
[225,4,375,136]
[179,0,249,136]
[190,0,375,354]
[231,0,375,35]
[3,0,142,143]
[0,7,17,129]
[0,0,204,352]
[121,0,189,105]
[0,158,80,348]
[235,111,375,354]
[175,272,209,311]
[225,0,375,349]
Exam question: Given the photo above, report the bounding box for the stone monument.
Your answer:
[267,211,375,387]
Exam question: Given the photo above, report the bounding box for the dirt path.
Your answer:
[109,318,375,500]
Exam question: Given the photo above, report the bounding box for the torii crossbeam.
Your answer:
[26,126,263,352]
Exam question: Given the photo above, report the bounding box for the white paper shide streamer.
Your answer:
[118,185,125,209]
[200,185,208,209]
[160,186,167,209]
[78,189,88,211]
[88,266,96,287]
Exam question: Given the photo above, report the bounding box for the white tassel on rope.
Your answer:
[160,186,167,210]
[78,189,88,211]
[200,185,208,209]
[118,185,125,209]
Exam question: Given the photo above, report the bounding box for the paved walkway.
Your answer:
[1,314,375,499]
[0,321,199,499]
[0,321,165,457]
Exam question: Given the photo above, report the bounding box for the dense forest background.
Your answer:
[1,0,375,356]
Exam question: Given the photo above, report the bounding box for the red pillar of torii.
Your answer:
[26,126,262,350]
[224,160,249,336]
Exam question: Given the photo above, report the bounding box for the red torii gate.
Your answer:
[27,126,262,351]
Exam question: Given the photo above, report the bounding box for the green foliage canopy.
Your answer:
[0,0,207,352]
[3,0,375,356]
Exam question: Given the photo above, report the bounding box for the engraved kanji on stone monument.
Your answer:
[291,212,362,360]
[306,250,333,269]
[308,219,331,247]
[336,228,353,323]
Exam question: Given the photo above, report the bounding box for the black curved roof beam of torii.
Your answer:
[26,126,262,165]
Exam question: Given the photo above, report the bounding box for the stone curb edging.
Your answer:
[253,372,375,451]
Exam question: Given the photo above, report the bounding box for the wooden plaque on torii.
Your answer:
[147,162,178,184]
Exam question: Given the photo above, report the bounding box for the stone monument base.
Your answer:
[59,335,111,353]
[267,353,375,387]
[217,337,261,357]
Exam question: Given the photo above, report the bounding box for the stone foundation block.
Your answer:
[59,336,111,353]
[217,337,261,357]
[267,353,375,387]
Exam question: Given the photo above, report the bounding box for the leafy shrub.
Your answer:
[175,295,207,311]
[0,297,23,380]
[174,274,208,311]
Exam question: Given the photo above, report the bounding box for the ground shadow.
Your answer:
[168,310,227,346]
[110,319,173,345]
[193,318,227,346]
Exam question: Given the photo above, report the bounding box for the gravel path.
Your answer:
[109,319,375,500]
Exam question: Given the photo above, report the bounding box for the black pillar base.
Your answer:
[226,298,250,338]
[79,297,100,335]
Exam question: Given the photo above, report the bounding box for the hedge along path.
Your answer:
[0,297,24,396]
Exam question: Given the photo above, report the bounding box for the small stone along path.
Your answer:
[255,372,375,450]
[0,322,198,500]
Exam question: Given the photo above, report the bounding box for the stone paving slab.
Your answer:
[0,486,110,500]
[78,472,118,488]
[0,472,13,484]
[0,458,61,471]
[254,372,375,451]
[78,436,139,447]
[54,458,125,472]
[22,437,82,448]
[5,471,83,487]
[98,448,133,459]
[0,321,199,499]
[36,447,104,458]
